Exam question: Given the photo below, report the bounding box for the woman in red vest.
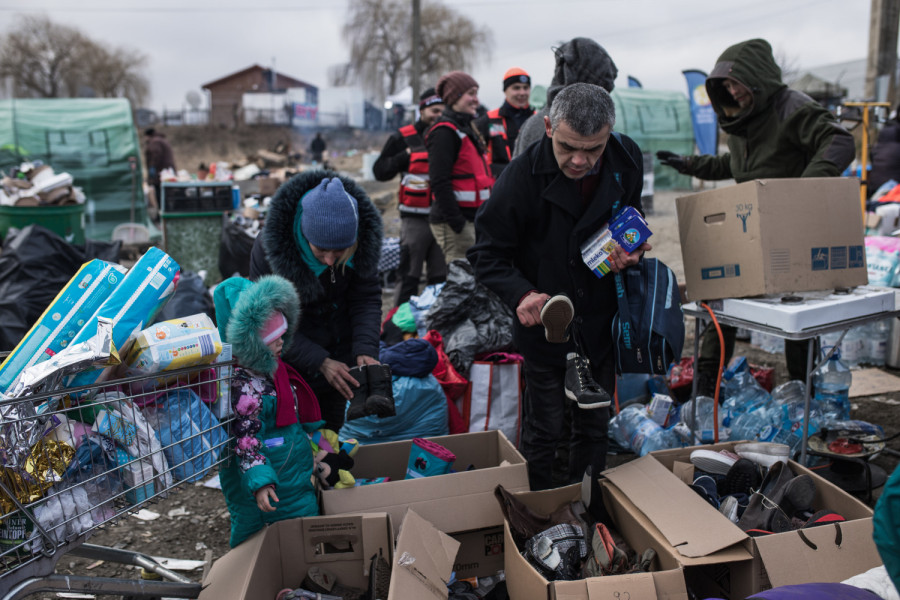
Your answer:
[426,71,494,263]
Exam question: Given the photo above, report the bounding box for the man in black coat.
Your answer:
[468,83,650,490]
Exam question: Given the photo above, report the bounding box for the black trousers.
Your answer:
[520,357,610,490]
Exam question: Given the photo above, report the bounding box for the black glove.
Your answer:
[656,150,691,175]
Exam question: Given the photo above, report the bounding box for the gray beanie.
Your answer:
[299,177,359,249]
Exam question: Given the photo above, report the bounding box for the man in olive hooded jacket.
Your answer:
[657,38,855,394]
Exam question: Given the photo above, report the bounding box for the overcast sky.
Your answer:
[0,0,876,111]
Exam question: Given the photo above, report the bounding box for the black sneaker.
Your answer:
[541,294,574,343]
[565,352,611,409]
[720,458,761,497]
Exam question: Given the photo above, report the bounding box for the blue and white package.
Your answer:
[0,260,126,393]
[66,247,180,389]
[151,388,227,482]
[580,206,652,278]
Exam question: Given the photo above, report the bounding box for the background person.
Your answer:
[249,172,384,431]
[513,37,618,157]
[373,87,448,306]
[144,127,176,214]
[310,132,327,164]
[868,105,900,198]
[426,70,493,263]
[468,83,648,490]
[656,38,855,396]
[475,67,535,178]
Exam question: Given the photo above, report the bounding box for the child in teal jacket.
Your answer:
[213,275,323,547]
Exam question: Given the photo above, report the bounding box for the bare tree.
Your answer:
[0,14,150,107]
[342,0,493,99]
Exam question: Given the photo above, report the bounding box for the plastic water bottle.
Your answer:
[721,370,773,427]
[838,326,866,367]
[611,405,681,456]
[813,347,852,422]
[727,407,779,442]
[865,319,891,366]
[679,396,726,444]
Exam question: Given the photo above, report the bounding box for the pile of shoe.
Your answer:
[687,443,845,535]
[495,481,656,582]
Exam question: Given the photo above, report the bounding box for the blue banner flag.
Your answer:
[682,69,718,156]
[627,75,642,89]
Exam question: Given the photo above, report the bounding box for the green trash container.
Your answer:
[0,203,86,244]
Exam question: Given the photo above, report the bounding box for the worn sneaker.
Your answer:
[565,352,611,409]
[690,449,738,475]
[541,294,574,343]
[735,442,791,469]
[719,495,739,523]
[720,458,762,497]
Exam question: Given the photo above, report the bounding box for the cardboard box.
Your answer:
[676,178,868,301]
[320,430,529,579]
[502,483,689,600]
[604,443,879,598]
[199,513,395,600]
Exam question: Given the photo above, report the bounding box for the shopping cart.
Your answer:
[0,358,235,600]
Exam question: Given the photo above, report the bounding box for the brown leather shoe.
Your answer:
[495,484,588,548]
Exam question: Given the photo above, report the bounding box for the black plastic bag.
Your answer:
[423,259,514,375]
[0,225,121,352]
[153,270,215,324]
[219,212,256,279]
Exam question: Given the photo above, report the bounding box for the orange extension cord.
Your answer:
[700,302,725,443]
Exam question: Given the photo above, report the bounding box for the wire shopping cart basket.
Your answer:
[0,358,235,600]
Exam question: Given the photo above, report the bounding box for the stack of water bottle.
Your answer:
[610,349,854,458]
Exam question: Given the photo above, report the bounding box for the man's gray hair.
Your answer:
[548,82,616,136]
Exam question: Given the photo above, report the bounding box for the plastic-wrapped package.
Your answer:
[145,389,227,482]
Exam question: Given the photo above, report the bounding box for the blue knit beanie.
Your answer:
[299,177,359,249]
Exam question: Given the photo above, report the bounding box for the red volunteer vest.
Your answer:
[397,124,431,214]
[430,121,493,208]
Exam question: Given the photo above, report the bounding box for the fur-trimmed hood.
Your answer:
[213,275,301,375]
[261,169,383,302]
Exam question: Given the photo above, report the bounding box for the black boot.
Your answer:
[345,366,369,421]
[364,364,396,418]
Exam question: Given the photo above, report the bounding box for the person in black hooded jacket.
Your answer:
[248,170,384,431]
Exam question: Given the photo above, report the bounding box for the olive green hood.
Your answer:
[705,39,786,134]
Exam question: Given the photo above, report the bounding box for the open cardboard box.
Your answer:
[603,443,880,599]
[501,483,689,600]
[199,510,468,600]
[198,513,394,600]
[320,430,529,579]
[676,177,867,301]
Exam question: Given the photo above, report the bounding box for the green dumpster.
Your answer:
[160,182,237,286]
[0,203,86,244]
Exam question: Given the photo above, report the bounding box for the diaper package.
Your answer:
[124,314,222,388]
[0,260,126,393]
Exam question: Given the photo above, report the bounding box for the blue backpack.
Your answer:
[611,257,685,375]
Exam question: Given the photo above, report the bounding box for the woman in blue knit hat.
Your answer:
[248,170,384,431]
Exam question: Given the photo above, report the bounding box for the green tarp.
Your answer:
[611,88,695,190]
[0,98,146,240]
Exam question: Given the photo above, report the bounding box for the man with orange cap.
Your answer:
[475,67,535,178]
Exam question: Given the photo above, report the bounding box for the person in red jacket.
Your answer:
[475,67,535,179]
[426,71,494,263]
[373,88,448,306]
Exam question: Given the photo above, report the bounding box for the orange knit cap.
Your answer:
[503,67,531,90]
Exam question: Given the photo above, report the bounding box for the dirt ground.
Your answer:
[37,149,900,599]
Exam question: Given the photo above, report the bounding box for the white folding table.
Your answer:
[681,285,900,464]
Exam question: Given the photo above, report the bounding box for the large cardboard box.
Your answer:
[676,178,867,301]
[604,443,880,599]
[502,483,689,600]
[320,430,529,579]
[198,513,394,600]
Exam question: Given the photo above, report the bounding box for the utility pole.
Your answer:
[411,0,421,103]
[865,0,900,104]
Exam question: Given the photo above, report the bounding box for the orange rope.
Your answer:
[700,302,725,443]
